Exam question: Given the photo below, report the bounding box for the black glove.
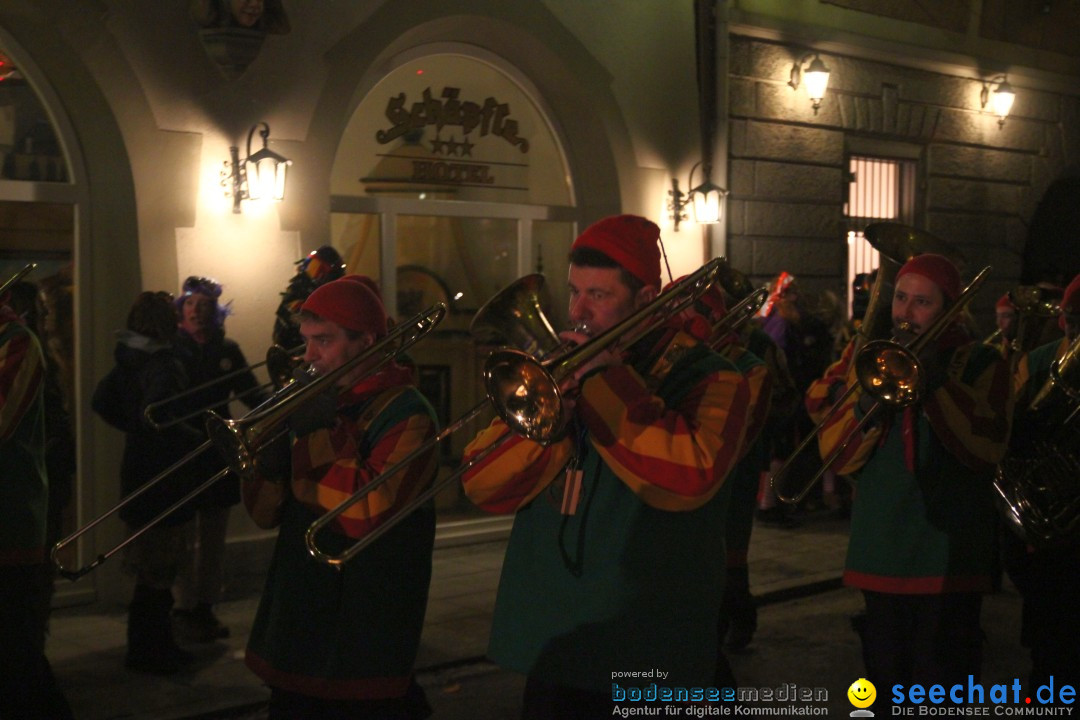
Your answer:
[288,390,338,437]
[254,432,292,482]
[916,341,948,392]
[856,388,877,417]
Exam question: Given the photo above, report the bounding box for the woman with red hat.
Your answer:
[806,253,1012,706]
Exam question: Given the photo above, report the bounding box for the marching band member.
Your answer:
[1008,272,1080,696]
[461,215,757,718]
[992,292,1019,359]
[242,278,438,719]
[271,245,346,351]
[806,253,1012,705]
[683,284,775,657]
[0,282,73,717]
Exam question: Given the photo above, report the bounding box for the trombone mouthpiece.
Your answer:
[895,320,915,335]
[572,322,593,338]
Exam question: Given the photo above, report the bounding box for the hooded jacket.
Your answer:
[92,331,205,527]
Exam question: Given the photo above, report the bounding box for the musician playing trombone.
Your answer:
[990,292,1019,359]
[241,277,438,719]
[805,253,1012,706]
[461,215,758,717]
[677,282,777,657]
[0,277,74,717]
[1007,272,1080,697]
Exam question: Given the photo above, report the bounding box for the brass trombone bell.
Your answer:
[855,339,921,407]
[483,257,726,445]
[715,259,755,302]
[265,343,304,389]
[469,273,562,359]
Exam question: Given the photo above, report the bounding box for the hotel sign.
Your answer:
[369,86,530,192]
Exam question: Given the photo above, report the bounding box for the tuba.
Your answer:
[994,333,1080,547]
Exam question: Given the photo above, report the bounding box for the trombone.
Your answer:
[770,265,991,505]
[484,256,726,445]
[142,343,304,431]
[305,258,728,566]
[706,287,770,347]
[304,272,568,567]
[0,263,37,296]
[205,303,447,482]
[51,303,446,580]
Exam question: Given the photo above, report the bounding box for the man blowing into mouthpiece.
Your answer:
[806,253,1012,706]
[461,214,760,719]
[243,277,438,720]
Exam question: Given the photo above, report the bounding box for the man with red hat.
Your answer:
[0,284,74,717]
[992,292,1019,358]
[807,253,1012,706]
[241,277,438,719]
[461,214,758,716]
[1006,271,1080,696]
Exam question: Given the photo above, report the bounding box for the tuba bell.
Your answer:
[994,332,1080,547]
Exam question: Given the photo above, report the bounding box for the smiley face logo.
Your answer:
[847,678,876,709]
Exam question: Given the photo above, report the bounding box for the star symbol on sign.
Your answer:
[459,138,474,157]
[430,136,445,154]
[445,138,459,156]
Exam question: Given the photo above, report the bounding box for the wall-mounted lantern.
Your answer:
[981,75,1016,128]
[789,53,831,115]
[223,122,291,214]
[668,164,729,232]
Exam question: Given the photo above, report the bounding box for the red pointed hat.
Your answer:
[995,293,1015,311]
[895,253,961,302]
[1060,273,1080,331]
[571,214,662,289]
[301,277,387,338]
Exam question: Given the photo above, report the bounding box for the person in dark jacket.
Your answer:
[170,276,268,642]
[92,291,205,674]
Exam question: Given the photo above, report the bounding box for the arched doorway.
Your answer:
[329,50,578,534]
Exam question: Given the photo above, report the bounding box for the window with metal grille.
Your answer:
[843,155,916,317]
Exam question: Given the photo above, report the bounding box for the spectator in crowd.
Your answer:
[171,276,267,643]
[92,291,206,674]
